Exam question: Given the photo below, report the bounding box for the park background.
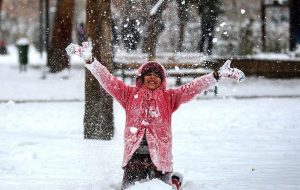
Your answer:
[1,0,300,189]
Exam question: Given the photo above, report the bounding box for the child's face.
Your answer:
[143,72,162,90]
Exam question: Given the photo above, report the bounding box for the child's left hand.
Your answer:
[218,60,245,82]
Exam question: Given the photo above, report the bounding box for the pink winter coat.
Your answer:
[85,59,217,173]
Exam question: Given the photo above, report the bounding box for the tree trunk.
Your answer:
[48,0,75,73]
[176,0,189,52]
[142,0,168,60]
[0,0,3,31]
[84,0,114,140]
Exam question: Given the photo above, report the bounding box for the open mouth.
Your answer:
[146,80,157,84]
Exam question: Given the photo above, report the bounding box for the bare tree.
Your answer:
[84,0,114,140]
[0,0,2,28]
[142,0,168,60]
[0,0,3,33]
[48,0,75,72]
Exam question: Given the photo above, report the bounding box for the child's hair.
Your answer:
[141,69,164,81]
[140,62,164,81]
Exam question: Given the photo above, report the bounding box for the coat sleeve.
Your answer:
[169,72,217,111]
[85,59,131,108]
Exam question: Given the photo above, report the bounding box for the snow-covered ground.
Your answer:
[1,46,300,189]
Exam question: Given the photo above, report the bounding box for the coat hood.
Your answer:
[136,61,167,89]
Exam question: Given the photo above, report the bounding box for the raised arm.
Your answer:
[65,42,131,108]
[170,72,217,108]
[85,58,129,97]
[170,60,245,110]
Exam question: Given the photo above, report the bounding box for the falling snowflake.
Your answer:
[220,22,226,27]
[136,20,140,26]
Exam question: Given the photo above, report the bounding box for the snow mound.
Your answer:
[16,38,29,45]
[127,179,172,190]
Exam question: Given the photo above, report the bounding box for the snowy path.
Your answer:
[0,98,299,190]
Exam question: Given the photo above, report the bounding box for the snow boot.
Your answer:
[171,172,183,190]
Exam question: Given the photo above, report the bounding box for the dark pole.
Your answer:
[45,0,50,65]
[39,0,44,57]
[289,0,298,51]
[261,0,266,52]
[289,0,293,51]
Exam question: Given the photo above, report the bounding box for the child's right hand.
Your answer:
[65,41,93,63]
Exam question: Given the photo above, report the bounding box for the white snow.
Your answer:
[130,127,138,134]
[150,0,165,16]
[1,46,300,189]
[128,179,171,190]
[220,22,226,27]
[16,38,30,46]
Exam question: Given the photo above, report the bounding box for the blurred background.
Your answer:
[0,0,298,57]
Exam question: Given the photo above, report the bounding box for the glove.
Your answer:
[65,41,93,62]
[218,60,245,82]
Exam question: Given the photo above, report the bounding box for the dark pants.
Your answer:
[121,153,170,189]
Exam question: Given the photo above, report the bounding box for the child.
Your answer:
[66,42,245,189]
